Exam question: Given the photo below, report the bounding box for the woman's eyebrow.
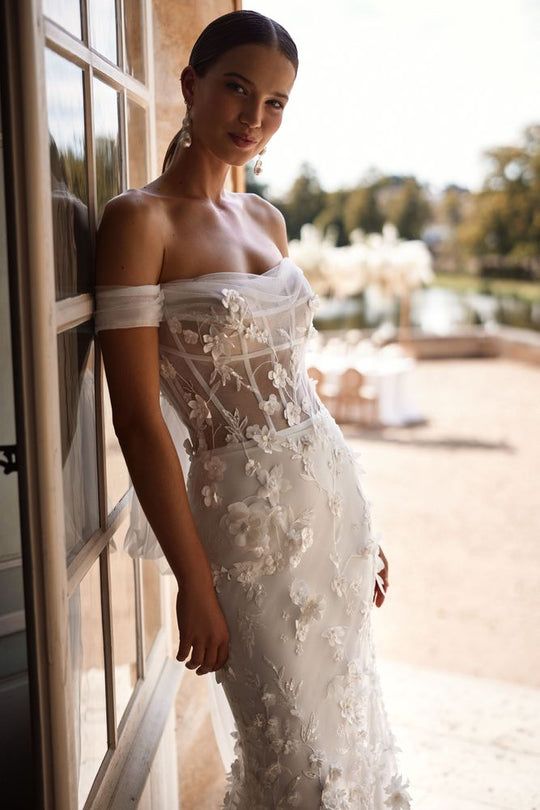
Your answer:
[222,71,289,100]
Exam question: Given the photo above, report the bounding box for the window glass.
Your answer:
[58,324,100,559]
[124,0,146,82]
[43,0,82,40]
[68,556,108,807]
[127,97,148,190]
[89,0,118,64]
[109,518,138,725]
[45,49,91,300]
[93,77,122,224]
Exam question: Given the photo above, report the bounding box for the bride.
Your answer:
[94,9,412,809]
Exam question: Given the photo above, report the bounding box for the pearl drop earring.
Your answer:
[254,146,266,176]
[178,105,192,148]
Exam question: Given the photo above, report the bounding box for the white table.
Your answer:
[305,345,426,427]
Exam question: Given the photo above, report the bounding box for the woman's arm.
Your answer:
[95,192,229,674]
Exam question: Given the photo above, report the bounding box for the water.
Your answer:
[314,286,540,333]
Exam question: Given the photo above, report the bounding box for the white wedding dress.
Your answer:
[94,256,412,809]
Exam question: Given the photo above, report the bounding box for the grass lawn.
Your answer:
[432,272,540,303]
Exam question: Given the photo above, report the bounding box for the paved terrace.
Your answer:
[172,355,540,809]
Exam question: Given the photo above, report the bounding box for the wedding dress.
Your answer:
[94,256,412,809]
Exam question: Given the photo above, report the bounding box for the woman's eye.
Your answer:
[227,82,246,94]
[226,82,283,111]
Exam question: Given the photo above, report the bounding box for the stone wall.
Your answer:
[151,0,244,191]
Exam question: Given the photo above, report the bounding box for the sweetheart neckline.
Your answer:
[159,255,289,286]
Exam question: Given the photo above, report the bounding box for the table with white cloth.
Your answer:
[305,343,426,427]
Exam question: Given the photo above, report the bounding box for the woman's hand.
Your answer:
[176,578,230,676]
[373,544,389,608]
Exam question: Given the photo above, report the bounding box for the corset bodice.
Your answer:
[94,257,323,454]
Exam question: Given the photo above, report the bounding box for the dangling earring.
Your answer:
[254,146,266,176]
[177,104,192,148]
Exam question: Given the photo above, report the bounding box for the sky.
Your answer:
[245,0,540,198]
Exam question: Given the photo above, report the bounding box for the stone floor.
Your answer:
[173,357,540,808]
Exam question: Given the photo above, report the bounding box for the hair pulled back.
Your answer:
[161,10,298,173]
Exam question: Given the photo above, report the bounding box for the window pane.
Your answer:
[124,0,146,82]
[45,49,92,300]
[58,324,100,559]
[68,556,108,807]
[89,0,118,64]
[101,364,130,511]
[109,519,138,725]
[93,77,121,224]
[127,98,148,189]
[43,0,82,39]
[141,559,161,656]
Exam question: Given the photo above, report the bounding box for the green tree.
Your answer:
[343,185,385,237]
[282,162,326,240]
[385,177,431,239]
[313,190,349,246]
[475,123,540,258]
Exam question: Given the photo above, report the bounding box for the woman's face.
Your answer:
[187,43,296,166]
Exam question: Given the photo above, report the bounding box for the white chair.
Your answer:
[334,368,379,426]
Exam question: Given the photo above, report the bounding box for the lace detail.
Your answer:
[94,258,412,808]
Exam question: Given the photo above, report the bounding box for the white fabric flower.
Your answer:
[160,357,177,380]
[289,579,327,650]
[201,483,223,509]
[322,625,347,651]
[221,288,247,317]
[182,328,198,344]
[384,774,412,809]
[284,401,302,426]
[221,501,270,549]
[321,765,350,810]
[268,362,288,389]
[259,393,281,415]
[202,324,233,360]
[256,464,292,507]
[245,424,283,454]
[168,316,182,333]
[203,455,226,481]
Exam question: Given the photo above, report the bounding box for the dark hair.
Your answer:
[161,10,298,173]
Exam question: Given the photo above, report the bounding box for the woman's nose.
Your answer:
[240,99,265,128]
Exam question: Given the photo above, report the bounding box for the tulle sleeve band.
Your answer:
[94,284,164,331]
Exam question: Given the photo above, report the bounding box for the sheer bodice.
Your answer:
[95,257,323,455]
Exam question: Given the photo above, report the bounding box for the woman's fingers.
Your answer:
[186,638,205,670]
[215,640,229,672]
[196,641,218,675]
[177,635,192,662]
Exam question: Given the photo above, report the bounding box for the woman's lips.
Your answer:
[229,133,258,149]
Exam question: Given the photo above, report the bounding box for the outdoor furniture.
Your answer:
[306,365,339,411]
[306,340,426,427]
[334,367,379,426]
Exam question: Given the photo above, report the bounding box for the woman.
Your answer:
[94,10,412,809]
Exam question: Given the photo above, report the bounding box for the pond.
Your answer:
[314,285,540,333]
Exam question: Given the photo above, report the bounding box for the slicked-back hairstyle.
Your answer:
[161,10,298,173]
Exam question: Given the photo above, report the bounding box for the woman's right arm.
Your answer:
[95,192,229,675]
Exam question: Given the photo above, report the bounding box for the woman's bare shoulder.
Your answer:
[96,188,165,286]
[241,192,289,255]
